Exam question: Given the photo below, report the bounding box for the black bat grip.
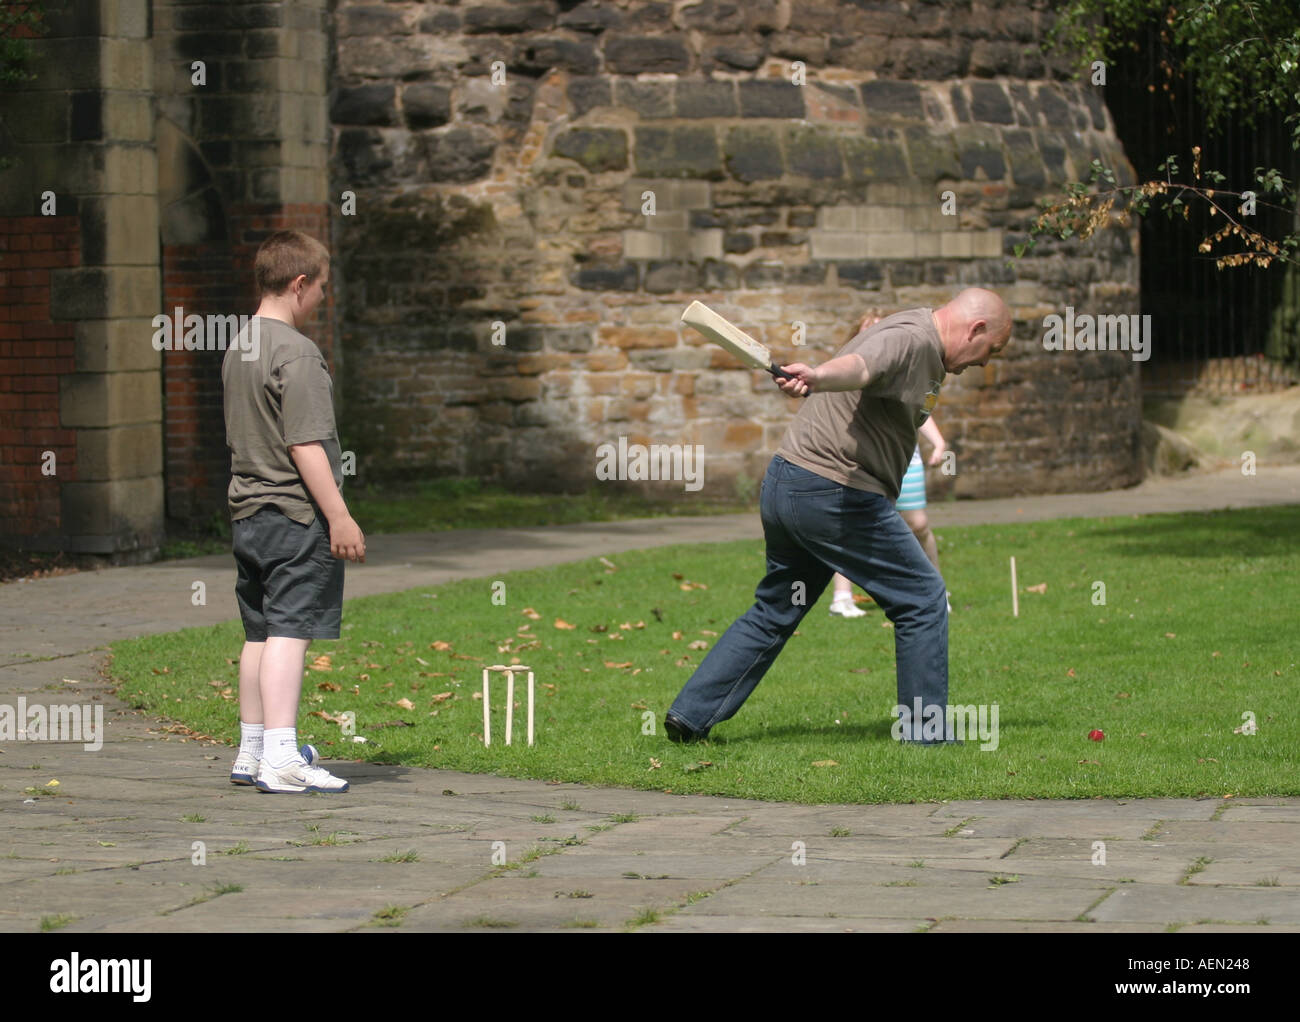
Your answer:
[767,362,798,381]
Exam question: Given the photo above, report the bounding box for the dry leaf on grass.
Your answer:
[554,619,577,630]
[395,698,415,711]
[1025,583,1047,594]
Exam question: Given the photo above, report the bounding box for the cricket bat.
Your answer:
[680,301,797,381]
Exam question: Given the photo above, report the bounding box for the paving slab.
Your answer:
[1090,886,1300,925]
[4,474,1299,932]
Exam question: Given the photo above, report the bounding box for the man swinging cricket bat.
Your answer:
[669,288,1012,743]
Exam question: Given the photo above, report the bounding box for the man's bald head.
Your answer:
[935,287,1012,374]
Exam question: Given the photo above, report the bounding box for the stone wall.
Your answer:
[0,0,162,554]
[333,0,1143,499]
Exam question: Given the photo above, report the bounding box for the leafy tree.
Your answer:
[1026,0,1299,271]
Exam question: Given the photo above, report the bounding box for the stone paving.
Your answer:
[1,464,1297,932]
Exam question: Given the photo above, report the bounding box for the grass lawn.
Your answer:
[156,477,756,561]
[109,507,1298,804]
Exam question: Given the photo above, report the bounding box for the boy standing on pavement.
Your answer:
[222,230,365,793]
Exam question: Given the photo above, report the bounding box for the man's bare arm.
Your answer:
[289,441,365,561]
[774,353,870,397]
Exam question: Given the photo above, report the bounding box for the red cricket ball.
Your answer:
[1088,729,1105,741]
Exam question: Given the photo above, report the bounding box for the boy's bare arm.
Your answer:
[289,441,365,561]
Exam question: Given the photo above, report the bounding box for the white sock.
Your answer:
[264,727,302,769]
[831,592,853,605]
[239,722,264,759]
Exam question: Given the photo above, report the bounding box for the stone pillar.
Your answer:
[153,0,334,526]
[0,0,163,557]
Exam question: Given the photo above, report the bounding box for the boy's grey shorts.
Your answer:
[232,506,343,641]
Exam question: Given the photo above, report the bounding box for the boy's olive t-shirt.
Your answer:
[775,308,946,501]
[222,316,343,525]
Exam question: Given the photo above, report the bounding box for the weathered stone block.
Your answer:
[969,81,1014,124]
[890,262,924,287]
[836,261,884,289]
[884,41,956,78]
[512,36,599,75]
[634,126,722,179]
[622,178,712,211]
[950,84,971,123]
[972,230,1003,258]
[842,133,908,181]
[860,80,924,119]
[954,126,1007,181]
[59,369,159,428]
[809,231,868,260]
[554,128,627,172]
[939,232,974,258]
[61,476,163,552]
[914,233,943,258]
[423,126,496,182]
[402,83,452,129]
[787,262,828,286]
[738,80,804,118]
[51,267,156,319]
[785,126,843,179]
[644,261,701,293]
[741,262,784,289]
[1034,84,1070,128]
[616,79,674,119]
[559,2,624,34]
[865,231,916,258]
[464,4,553,34]
[75,422,161,481]
[605,36,691,74]
[702,259,740,289]
[1004,128,1046,190]
[676,80,738,118]
[78,194,157,266]
[703,40,765,71]
[572,263,639,291]
[724,232,754,254]
[599,326,678,349]
[331,84,397,126]
[568,76,612,116]
[904,126,961,181]
[623,230,663,260]
[723,126,783,182]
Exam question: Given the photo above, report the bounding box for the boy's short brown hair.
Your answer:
[254,230,330,297]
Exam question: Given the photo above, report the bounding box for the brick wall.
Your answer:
[0,215,81,540]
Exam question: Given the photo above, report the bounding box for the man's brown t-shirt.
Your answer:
[775,308,945,500]
[222,316,343,525]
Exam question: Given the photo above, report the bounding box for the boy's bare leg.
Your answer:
[238,641,265,723]
[260,636,310,729]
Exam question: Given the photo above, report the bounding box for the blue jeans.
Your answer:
[668,456,949,741]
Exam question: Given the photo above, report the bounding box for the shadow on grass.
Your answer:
[1085,506,1300,560]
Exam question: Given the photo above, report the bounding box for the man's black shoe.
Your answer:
[664,712,708,743]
